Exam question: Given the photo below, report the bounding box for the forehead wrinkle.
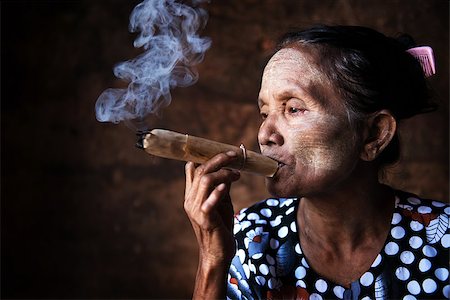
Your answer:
[263,48,341,112]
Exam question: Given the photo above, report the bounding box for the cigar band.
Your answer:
[239,143,247,170]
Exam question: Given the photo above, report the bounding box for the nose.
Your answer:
[258,114,284,147]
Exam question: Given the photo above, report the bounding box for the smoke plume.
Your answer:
[95,0,211,124]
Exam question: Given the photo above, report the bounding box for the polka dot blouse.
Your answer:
[227,190,449,299]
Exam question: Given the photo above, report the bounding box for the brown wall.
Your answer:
[2,0,448,298]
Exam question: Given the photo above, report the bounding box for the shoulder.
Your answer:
[393,189,449,252]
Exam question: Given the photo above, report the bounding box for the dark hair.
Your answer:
[277,25,437,167]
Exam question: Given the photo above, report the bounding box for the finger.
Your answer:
[192,151,238,188]
[185,161,195,194]
[196,168,240,204]
[201,183,227,213]
[196,151,238,176]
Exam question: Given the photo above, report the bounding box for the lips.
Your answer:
[263,154,287,171]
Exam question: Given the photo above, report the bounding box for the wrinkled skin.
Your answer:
[258,46,363,198]
[185,45,397,297]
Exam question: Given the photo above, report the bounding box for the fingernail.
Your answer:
[232,170,241,176]
[226,151,237,157]
[217,183,226,191]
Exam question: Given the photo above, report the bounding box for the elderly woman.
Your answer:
[184,25,449,299]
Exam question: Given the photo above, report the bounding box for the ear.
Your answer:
[360,110,397,161]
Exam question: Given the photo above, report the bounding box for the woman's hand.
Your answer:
[184,151,241,299]
[184,151,241,265]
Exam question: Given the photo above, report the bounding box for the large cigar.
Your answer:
[137,129,278,177]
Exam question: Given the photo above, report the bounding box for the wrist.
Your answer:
[194,259,230,300]
[199,252,233,270]
[199,247,235,269]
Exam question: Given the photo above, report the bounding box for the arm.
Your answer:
[184,151,241,299]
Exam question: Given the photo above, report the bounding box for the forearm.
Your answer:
[193,259,230,300]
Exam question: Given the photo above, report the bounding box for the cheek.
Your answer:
[289,126,358,172]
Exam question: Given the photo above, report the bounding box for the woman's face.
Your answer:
[258,46,362,197]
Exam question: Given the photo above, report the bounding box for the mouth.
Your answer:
[263,155,287,175]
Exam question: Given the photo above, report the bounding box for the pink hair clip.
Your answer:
[406,46,436,77]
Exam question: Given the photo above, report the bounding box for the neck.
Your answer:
[297,164,395,253]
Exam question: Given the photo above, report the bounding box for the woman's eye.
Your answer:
[260,112,268,120]
[287,106,305,114]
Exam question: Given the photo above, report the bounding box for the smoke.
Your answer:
[95,0,211,125]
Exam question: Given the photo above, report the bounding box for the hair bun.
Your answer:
[396,34,417,49]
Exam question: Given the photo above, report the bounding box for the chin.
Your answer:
[265,177,299,198]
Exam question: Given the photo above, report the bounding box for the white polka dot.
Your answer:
[419,258,432,272]
[407,197,421,205]
[296,280,306,288]
[385,241,399,255]
[266,254,275,265]
[270,216,282,227]
[266,199,279,206]
[290,221,297,232]
[255,275,265,286]
[280,198,294,207]
[443,285,450,298]
[252,253,263,260]
[301,257,310,268]
[409,236,423,249]
[295,243,302,254]
[392,212,402,224]
[418,206,432,214]
[422,245,437,257]
[315,279,328,293]
[391,226,406,239]
[444,207,450,214]
[403,295,416,300]
[259,264,269,275]
[247,213,260,220]
[237,211,246,221]
[361,297,371,300]
[371,254,382,267]
[401,204,414,210]
[286,206,295,215]
[243,263,250,279]
[255,219,267,225]
[269,266,276,276]
[432,201,445,208]
[410,221,424,231]
[435,268,449,281]
[360,272,374,286]
[270,238,279,249]
[241,220,252,230]
[233,223,242,234]
[260,208,272,218]
[441,234,450,248]
[407,280,421,295]
[396,267,410,281]
[295,266,306,279]
[309,293,323,300]
[249,263,256,273]
[400,251,415,264]
[423,278,437,294]
[333,286,345,299]
[268,277,277,289]
[278,226,288,238]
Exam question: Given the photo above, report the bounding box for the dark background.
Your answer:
[2,0,448,299]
